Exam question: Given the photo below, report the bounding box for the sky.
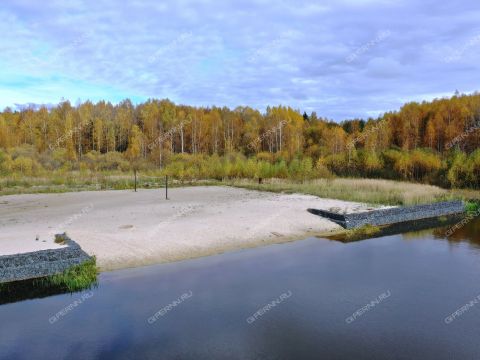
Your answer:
[1,0,479,121]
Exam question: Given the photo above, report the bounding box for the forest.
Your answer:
[0,92,479,189]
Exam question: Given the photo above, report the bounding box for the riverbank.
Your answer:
[227,178,454,206]
[3,174,477,205]
[0,186,383,271]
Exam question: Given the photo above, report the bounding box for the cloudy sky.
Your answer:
[1,0,479,120]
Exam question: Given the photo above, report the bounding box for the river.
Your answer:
[1,218,479,359]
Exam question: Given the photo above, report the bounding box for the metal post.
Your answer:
[134,169,137,192]
[165,175,168,200]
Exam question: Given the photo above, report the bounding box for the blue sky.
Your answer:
[1,0,479,120]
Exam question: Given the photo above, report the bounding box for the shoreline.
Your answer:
[97,227,346,273]
[0,186,378,272]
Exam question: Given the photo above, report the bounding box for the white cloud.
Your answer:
[0,0,478,119]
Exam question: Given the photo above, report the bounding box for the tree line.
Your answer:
[0,92,479,188]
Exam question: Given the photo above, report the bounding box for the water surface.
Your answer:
[1,218,479,359]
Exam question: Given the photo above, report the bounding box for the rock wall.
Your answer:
[0,235,91,284]
[309,201,465,229]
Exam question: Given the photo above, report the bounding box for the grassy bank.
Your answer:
[0,257,98,297]
[37,257,98,292]
[1,171,479,207]
[0,172,219,196]
[465,200,480,214]
[226,178,453,206]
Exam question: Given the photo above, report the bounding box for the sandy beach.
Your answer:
[0,186,379,271]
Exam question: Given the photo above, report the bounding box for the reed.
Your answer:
[227,178,451,206]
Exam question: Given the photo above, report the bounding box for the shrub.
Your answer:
[0,150,12,174]
[447,151,468,188]
[11,156,39,176]
[315,159,334,179]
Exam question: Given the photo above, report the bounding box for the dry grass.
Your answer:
[0,173,218,196]
[1,172,476,207]
[450,188,480,202]
[227,178,452,206]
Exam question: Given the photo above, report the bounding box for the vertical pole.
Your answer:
[165,175,168,200]
[134,169,137,192]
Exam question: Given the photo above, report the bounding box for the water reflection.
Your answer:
[440,216,480,247]
[0,279,96,305]
[326,215,464,242]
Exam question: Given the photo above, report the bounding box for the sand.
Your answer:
[0,186,380,271]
